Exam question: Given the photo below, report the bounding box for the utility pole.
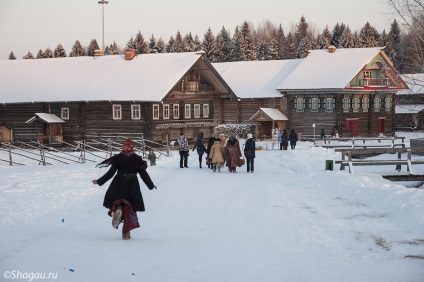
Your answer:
[98,0,109,51]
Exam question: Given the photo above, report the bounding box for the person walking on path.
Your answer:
[209,139,225,173]
[206,133,219,169]
[177,132,189,168]
[289,129,298,150]
[192,132,206,168]
[282,129,289,150]
[92,138,157,240]
[244,133,256,173]
[320,128,326,139]
[147,150,156,166]
[225,135,243,173]
[278,130,284,150]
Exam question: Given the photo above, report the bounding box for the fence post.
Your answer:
[8,143,13,166]
[166,134,170,157]
[107,139,112,158]
[38,140,46,166]
[141,134,146,157]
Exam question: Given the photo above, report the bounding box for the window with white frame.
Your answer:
[173,104,179,119]
[352,96,360,112]
[131,104,141,120]
[185,104,191,118]
[324,98,335,112]
[194,104,201,118]
[295,97,305,112]
[342,96,351,113]
[153,104,160,120]
[374,96,381,112]
[385,95,392,111]
[310,97,319,112]
[113,104,122,120]
[203,104,209,118]
[362,95,369,112]
[163,104,170,119]
[61,107,69,120]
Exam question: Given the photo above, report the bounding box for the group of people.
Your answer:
[277,129,298,150]
[178,132,256,173]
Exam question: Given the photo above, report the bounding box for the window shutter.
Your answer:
[333,98,336,109]
[323,99,326,109]
[318,98,321,109]
[294,98,297,109]
[308,98,312,109]
[303,98,306,109]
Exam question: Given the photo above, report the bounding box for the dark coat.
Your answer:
[244,138,256,158]
[225,137,242,167]
[206,136,219,156]
[192,132,206,155]
[282,131,289,146]
[289,130,298,145]
[97,152,154,212]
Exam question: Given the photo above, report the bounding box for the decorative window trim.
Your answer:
[203,104,209,118]
[343,96,350,113]
[153,104,160,120]
[163,104,170,119]
[385,95,392,112]
[295,97,305,113]
[352,97,360,113]
[185,104,191,119]
[131,104,141,120]
[362,95,369,112]
[324,98,334,113]
[374,96,381,112]
[173,104,179,119]
[61,107,69,120]
[310,97,319,112]
[194,104,201,118]
[113,104,122,120]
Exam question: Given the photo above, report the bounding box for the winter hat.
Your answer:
[247,133,253,139]
[122,138,134,153]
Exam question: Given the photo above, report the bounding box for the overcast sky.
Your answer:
[0,0,397,60]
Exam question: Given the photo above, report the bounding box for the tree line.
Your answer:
[7,15,423,74]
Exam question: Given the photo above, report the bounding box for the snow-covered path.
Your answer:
[1,143,423,282]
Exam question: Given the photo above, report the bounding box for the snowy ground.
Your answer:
[1,134,424,282]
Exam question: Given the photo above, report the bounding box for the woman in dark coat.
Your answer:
[192,131,206,168]
[289,129,298,150]
[282,129,289,150]
[244,133,256,173]
[225,135,242,173]
[92,138,156,240]
[206,133,219,169]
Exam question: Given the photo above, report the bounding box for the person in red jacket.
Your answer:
[92,138,156,240]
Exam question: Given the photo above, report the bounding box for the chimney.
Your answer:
[328,45,336,53]
[125,48,136,60]
[94,49,104,57]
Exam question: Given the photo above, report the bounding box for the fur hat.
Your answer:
[247,133,253,139]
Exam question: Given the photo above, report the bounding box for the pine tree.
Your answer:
[285,32,296,59]
[380,29,388,47]
[239,21,256,61]
[296,37,311,58]
[269,38,280,60]
[183,32,195,52]
[256,39,269,60]
[339,26,355,48]
[294,16,308,49]
[166,36,175,53]
[149,34,158,53]
[44,47,54,58]
[386,19,402,68]
[36,49,45,59]
[352,31,362,48]
[69,40,87,57]
[359,22,380,47]
[8,51,16,60]
[156,38,166,53]
[317,25,332,49]
[276,24,285,59]
[126,36,135,49]
[54,44,67,58]
[193,35,202,51]
[216,26,232,62]
[23,52,34,59]
[107,40,121,55]
[229,26,243,62]
[133,31,149,54]
[171,31,187,53]
[87,39,100,56]
[331,22,345,48]
[201,27,217,62]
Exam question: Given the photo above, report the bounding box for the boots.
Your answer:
[112,205,122,229]
[122,231,131,240]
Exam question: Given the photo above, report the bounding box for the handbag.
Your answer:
[239,156,245,166]
[244,150,251,158]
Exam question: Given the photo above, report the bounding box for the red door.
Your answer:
[378,118,385,134]
[345,119,359,136]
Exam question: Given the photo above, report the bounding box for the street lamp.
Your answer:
[98,0,109,51]
[312,123,316,146]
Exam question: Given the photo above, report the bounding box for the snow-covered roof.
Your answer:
[398,74,424,95]
[212,60,302,98]
[249,108,288,121]
[277,47,384,90]
[395,104,424,114]
[26,113,65,124]
[0,52,203,104]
